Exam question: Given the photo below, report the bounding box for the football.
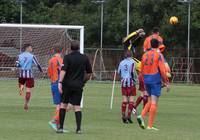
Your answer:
[169,16,179,25]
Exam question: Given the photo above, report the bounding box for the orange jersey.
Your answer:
[48,55,63,83]
[143,34,163,52]
[141,49,168,84]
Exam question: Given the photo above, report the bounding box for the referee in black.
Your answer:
[58,41,92,134]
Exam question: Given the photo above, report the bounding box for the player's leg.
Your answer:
[121,88,128,124]
[18,78,25,96]
[147,83,161,130]
[72,89,83,134]
[147,95,159,130]
[50,82,61,123]
[57,88,70,133]
[127,86,136,123]
[137,84,151,129]
[135,76,145,108]
[141,96,151,118]
[24,78,34,110]
[57,103,68,133]
[142,91,148,108]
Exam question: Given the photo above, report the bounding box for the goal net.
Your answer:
[0,24,84,81]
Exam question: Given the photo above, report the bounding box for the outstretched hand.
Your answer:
[136,28,145,37]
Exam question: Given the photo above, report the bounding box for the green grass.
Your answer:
[0,80,200,140]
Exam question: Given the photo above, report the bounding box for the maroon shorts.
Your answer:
[18,78,34,88]
[122,86,136,96]
[138,74,145,91]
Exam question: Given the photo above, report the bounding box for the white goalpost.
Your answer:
[110,69,117,109]
[0,23,85,107]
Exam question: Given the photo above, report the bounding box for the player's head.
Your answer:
[71,41,80,51]
[53,44,62,54]
[124,50,132,58]
[151,39,159,48]
[152,27,160,35]
[23,44,32,52]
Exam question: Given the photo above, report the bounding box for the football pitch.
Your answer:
[0,80,200,140]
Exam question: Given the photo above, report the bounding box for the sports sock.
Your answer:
[135,96,143,108]
[25,92,31,103]
[59,108,66,129]
[121,102,127,117]
[141,101,151,118]
[127,102,135,118]
[53,107,60,122]
[75,111,82,131]
[148,104,157,128]
[143,95,148,108]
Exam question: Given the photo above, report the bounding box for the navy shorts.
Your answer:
[145,83,162,97]
[51,81,61,105]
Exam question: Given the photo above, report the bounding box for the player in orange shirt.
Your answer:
[143,27,163,52]
[135,27,171,109]
[137,39,170,131]
[47,46,63,129]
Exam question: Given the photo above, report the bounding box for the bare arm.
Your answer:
[58,70,66,94]
[59,70,66,83]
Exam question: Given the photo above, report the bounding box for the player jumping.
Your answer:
[143,27,164,52]
[47,46,63,130]
[137,39,170,130]
[118,50,137,124]
[16,44,43,110]
[122,28,148,109]
[135,27,170,109]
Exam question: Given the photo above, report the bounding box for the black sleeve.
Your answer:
[85,56,92,74]
[61,56,68,71]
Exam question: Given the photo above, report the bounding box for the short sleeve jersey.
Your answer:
[61,51,92,89]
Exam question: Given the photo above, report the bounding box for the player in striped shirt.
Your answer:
[16,44,43,110]
[47,47,63,130]
[118,50,137,123]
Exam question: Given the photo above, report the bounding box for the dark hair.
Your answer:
[71,41,80,51]
[124,50,132,58]
[23,43,31,50]
[151,39,159,48]
[152,27,159,34]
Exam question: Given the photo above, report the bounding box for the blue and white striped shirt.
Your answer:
[16,52,42,78]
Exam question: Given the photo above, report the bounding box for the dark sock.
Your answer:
[127,102,135,118]
[75,111,82,131]
[59,108,66,129]
[143,95,148,108]
[121,102,127,117]
[135,96,143,108]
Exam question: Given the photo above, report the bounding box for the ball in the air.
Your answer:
[169,16,178,25]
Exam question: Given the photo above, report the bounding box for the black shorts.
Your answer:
[61,88,83,106]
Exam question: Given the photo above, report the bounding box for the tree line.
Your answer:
[0,0,200,57]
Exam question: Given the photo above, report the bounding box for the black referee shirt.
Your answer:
[61,51,92,89]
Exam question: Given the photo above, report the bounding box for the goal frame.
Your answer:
[0,23,84,54]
